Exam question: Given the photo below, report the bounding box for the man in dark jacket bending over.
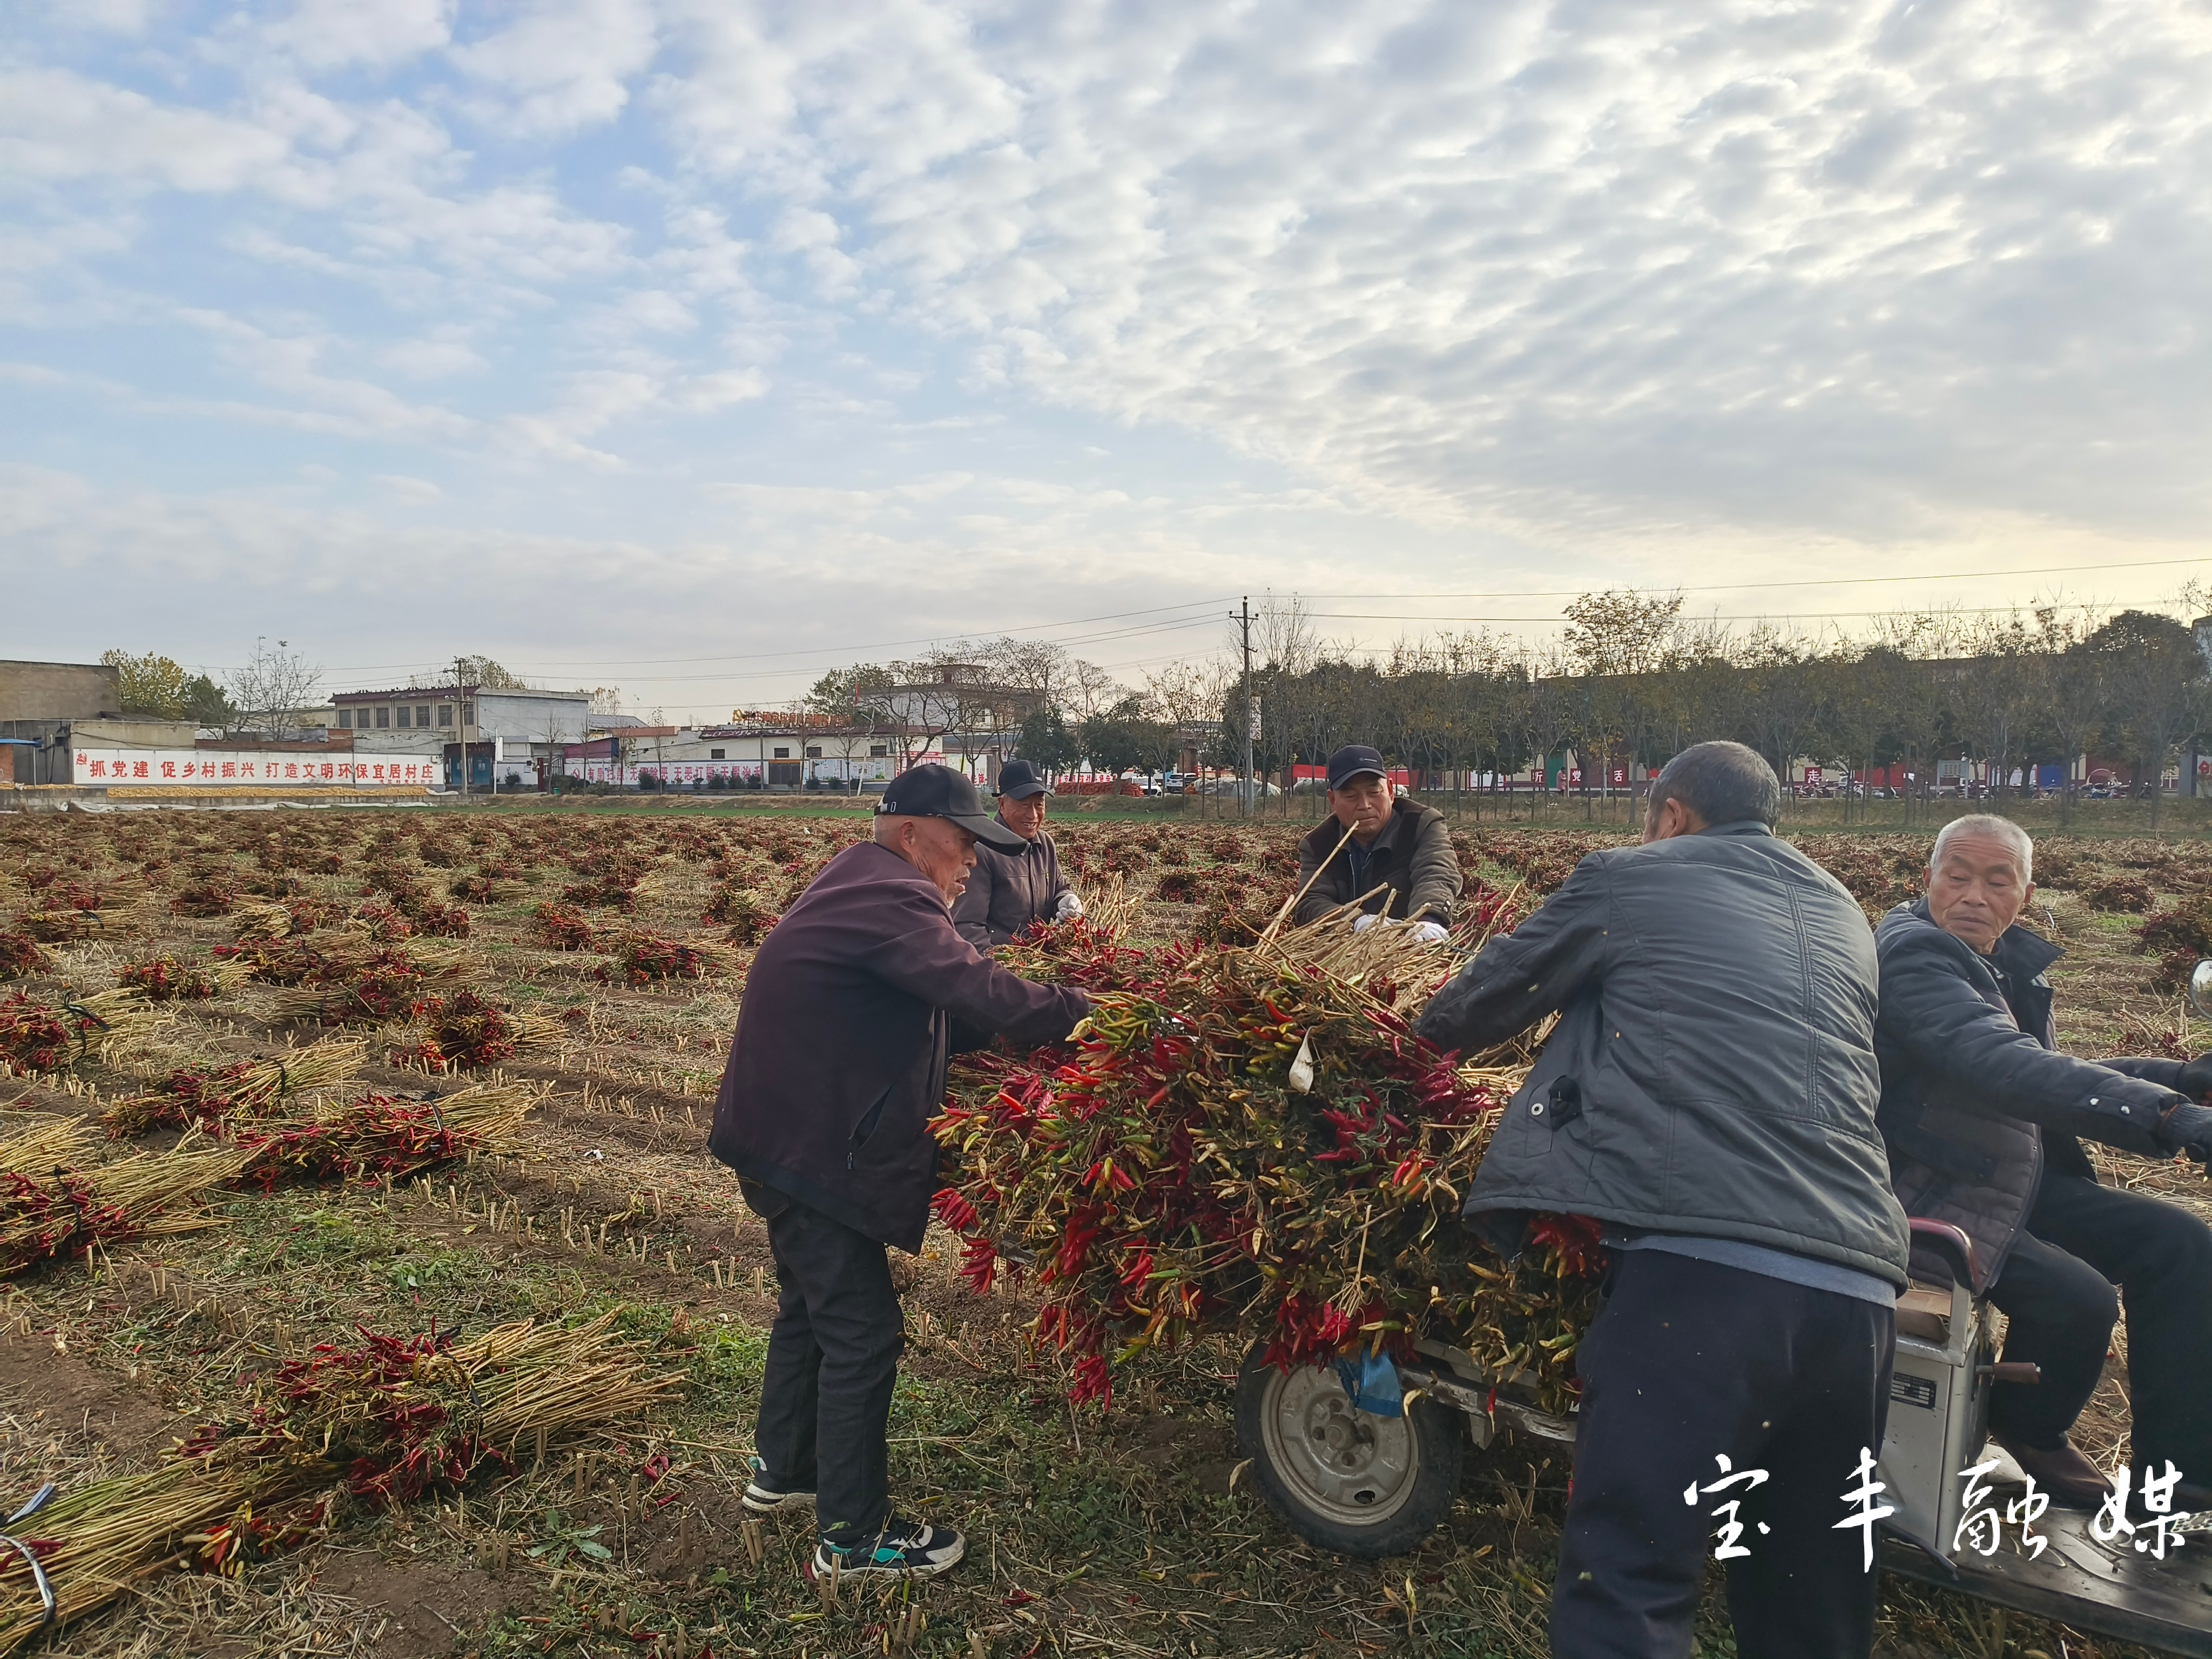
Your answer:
[1292,745,1461,935]
[709,765,1091,1581]
[1419,741,1908,1659]
[1874,814,2212,1508]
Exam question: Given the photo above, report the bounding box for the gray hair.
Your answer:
[1931,814,2033,884]
[1648,741,1780,830]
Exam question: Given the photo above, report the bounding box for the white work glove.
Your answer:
[1352,913,1379,933]
[1054,891,1085,922]
[1412,920,1450,945]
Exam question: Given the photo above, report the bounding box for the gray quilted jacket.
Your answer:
[1417,821,1911,1286]
[1872,902,2185,1291]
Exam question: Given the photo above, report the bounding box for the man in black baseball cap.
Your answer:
[953,758,1087,947]
[874,761,1027,855]
[1291,743,1462,935]
[709,762,1088,1584]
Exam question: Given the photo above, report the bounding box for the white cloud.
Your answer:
[648,0,2212,546]
[670,368,767,410]
[379,338,487,379]
[450,0,659,137]
[267,0,454,70]
[0,68,289,191]
[8,0,2212,677]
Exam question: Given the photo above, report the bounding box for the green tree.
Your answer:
[100,649,194,719]
[454,656,531,690]
[805,664,895,720]
[184,674,237,729]
[2086,610,2208,826]
[1081,696,1161,779]
[1015,704,1080,775]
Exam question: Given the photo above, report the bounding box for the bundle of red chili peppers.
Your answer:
[0,992,73,1076]
[116,954,219,1002]
[228,1083,538,1191]
[389,988,521,1069]
[933,922,1604,1414]
[0,931,51,981]
[598,932,719,986]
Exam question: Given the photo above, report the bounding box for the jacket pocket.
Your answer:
[848,1084,894,1169]
[1533,1076,1584,1129]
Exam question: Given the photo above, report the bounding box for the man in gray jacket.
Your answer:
[1419,741,1908,1659]
[952,760,1082,948]
[1874,814,2212,1508]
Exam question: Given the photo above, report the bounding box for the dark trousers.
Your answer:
[1550,1251,1896,1659]
[1986,1172,2212,1481]
[753,1198,904,1545]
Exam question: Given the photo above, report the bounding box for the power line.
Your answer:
[234,597,1240,680]
[1299,554,2209,602]
[185,551,2202,684]
[1299,604,2129,625]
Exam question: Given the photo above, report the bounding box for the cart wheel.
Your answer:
[1233,1344,1462,1558]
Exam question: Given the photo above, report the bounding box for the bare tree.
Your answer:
[225,638,323,736]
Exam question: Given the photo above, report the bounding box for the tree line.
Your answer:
[1232,595,2211,821]
[807,594,2211,821]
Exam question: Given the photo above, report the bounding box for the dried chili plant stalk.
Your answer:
[935,893,1597,1413]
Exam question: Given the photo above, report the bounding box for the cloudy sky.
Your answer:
[5,0,2210,717]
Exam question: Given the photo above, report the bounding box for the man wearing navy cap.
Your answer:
[709,764,1090,1583]
[1291,744,1462,937]
[952,758,1084,948]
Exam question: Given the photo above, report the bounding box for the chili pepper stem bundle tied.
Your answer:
[0,1314,682,1655]
[935,898,1600,1413]
[102,1036,366,1136]
[1,1080,543,1279]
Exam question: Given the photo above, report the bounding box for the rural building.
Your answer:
[0,658,127,784]
[562,719,936,789]
[334,684,593,791]
[882,663,1040,784]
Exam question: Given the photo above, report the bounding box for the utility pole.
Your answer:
[1238,596,1254,821]
[454,656,467,803]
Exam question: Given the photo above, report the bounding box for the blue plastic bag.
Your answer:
[1334,1349,1404,1417]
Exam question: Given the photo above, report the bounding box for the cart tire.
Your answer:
[1234,1344,1462,1557]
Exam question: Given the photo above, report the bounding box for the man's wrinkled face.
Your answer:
[1000,792,1048,839]
[1927,833,2035,954]
[889,817,979,904]
[1330,775,1392,841]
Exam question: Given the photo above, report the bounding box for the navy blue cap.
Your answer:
[1326,745,1389,790]
[995,759,1050,800]
[875,764,1025,850]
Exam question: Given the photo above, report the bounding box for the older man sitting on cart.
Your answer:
[1872,813,2212,1509]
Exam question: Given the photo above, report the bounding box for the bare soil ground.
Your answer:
[1,800,2207,1658]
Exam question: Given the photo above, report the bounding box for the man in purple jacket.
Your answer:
[708,764,1091,1582]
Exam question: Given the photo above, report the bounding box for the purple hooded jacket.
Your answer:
[708,841,1089,1251]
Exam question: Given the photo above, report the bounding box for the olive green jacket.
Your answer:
[1292,798,1461,927]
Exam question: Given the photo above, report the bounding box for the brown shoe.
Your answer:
[1994,1435,2112,1509]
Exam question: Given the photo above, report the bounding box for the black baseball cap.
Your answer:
[1326,745,1389,790]
[995,759,1051,800]
[875,764,1026,850]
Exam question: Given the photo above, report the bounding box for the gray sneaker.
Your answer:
[811,1518,965,1582]
[741,1453,816,1515]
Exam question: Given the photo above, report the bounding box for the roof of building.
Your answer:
[698,721,932,739]
[332,685,590,703]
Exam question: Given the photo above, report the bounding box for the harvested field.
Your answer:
[0,801,2206,1658]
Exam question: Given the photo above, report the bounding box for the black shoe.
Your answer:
[811,1518,966,1582]
[741,1454,816,1516]
[1994,1435,2109,1510]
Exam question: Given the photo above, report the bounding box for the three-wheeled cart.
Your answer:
[1237,1219,2212,1655]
